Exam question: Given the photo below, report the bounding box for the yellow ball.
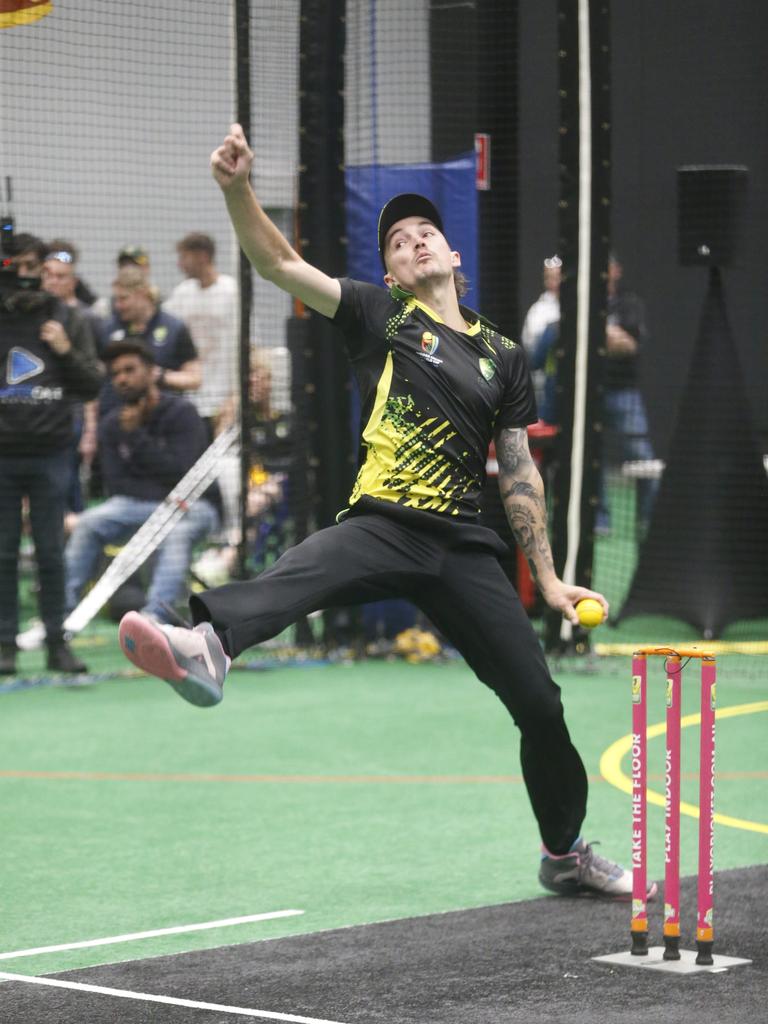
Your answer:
[576,598,604,629]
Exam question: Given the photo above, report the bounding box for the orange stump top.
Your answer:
[633,645,716,660]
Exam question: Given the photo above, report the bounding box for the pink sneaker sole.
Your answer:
[119,611,187,683]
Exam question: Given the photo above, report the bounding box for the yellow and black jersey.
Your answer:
[332,278,537,520]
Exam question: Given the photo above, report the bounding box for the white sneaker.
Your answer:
[539,839,657,901]
[118,611,230,708]
[16,619,46,651]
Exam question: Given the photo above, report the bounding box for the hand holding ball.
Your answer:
[575,598,605,629]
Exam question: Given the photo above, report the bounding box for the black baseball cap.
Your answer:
[377,193,444,267]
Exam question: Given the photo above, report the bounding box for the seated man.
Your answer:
[65,341,220,625]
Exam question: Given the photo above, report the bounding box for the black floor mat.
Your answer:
[1,865,765,1023]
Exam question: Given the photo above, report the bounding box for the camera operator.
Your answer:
[0,232,103,675]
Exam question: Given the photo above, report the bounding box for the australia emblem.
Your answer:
[479,357,496,382]
[421,331,439,356]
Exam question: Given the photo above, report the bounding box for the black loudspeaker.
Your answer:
[677,165,748,267]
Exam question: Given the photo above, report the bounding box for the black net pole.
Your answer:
[235,0,254,580]
[476,1,519,336]
[298,0,351,647]
[297,0,350,528]
[431,1,519,332]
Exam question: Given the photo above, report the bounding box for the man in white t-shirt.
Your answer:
[164,232,239,433]
[520,255,561,410]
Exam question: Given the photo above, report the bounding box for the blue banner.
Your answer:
[345,152,479,309]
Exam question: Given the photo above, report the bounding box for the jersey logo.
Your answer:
[418,330,443,366]
[153,326,168,344]
[7,347,44,385]
[421,331,439,356]
[479,357,496,382]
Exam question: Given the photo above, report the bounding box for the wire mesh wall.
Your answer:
[1,0,765,666]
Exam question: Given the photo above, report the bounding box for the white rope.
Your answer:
[561,0,592,641]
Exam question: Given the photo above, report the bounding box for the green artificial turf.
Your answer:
[2,646,766,976]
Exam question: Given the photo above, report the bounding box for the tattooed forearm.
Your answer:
[507,503,555,580]
[495,427,556,588]
[507,503,536,555]
[495,427,531,476]
[500,479,547,516]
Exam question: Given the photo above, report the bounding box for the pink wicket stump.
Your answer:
[696,656,716,965]
[629,647,716,962]
[630,653,648,955]
[663,656,682,959]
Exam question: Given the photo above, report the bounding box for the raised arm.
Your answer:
[161,357,202,393]
[211,124,341,319]
[494,425,608,625]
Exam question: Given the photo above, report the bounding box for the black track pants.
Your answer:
[190,513,588,853]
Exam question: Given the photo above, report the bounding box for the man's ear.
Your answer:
[450,250,462,269]
[383,272,395,287]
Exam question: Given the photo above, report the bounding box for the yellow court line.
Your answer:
[599,700,768,836]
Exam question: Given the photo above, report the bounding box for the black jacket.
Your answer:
[99,393,220,509]
[0,294,103,454]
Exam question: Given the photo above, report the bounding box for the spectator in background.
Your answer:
[196,349,293,585]
[42,244,95,316]
[0,233,102,675]
[5,232,47,277]
[41,246,101,519]
[241,350,293,492]
[164,232,238,435]
[521,253,656,537]
[65,341,220,626]
[45,237,100,308]
[97,265,201,420]
[91,245,154,320]
[597,255,657,537]
[521,255,562,410]
[117,245,151,276]
[527,319,560,427]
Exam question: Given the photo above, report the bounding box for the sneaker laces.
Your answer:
[579,841,622,880]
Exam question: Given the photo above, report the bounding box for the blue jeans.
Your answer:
[598,388,658,530]
[0,449,71,644]
[65,496,219,620]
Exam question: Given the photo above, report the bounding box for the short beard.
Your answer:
[118,385,149,406]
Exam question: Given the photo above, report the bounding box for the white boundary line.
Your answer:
[0,910,304,961]
[0,972,348,1024]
